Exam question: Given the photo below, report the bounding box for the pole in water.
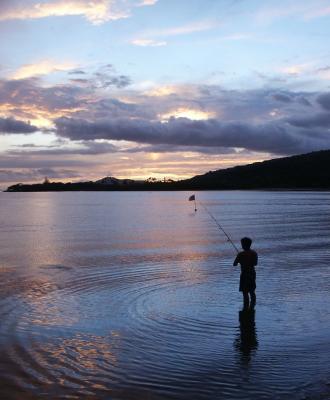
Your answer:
[188,194,197,212]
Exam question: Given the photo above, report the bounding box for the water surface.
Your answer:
[0,191,329,399]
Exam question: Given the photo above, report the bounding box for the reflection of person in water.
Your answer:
[233,237,258,309]
[235,308,258,364]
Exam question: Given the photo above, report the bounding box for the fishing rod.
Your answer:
[189,195,239,253]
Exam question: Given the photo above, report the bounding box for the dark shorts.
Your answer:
[239,271,256,292]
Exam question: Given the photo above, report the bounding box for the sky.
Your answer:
[1,0,330,187]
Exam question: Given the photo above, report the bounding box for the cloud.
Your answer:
[0,154,96,169]
[92,71,131,89]
[54,115,330,155]
[160,108,215,122]
[272,93,293,103]
[279,63,312,76]
[0,0,157,24]
[125,144,237,155]
[153,20,219,37]
[212,33,253,43]
[297,97,312,107]
[131,19,219,46]
[138,0,158,5]
[131,39,167,47]
[0,117,38,133]
[0,168,80,183]
[270,92,311,107]
[288,112,330,128]
[68,69,87,75]
[33,168,81,179]
[0,77,84,111]
[0,151,101,187]
[10,140,119,155]
[0,68,133,128]
[12,60,76,80]
[1,71,330,159]
[1,73,318,129]
[317,92,330,111]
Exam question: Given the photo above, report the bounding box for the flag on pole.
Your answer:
[189,194,197,211]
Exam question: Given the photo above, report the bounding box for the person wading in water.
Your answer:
[233,237,258,309]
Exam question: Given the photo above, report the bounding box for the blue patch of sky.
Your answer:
[0,0,329,89]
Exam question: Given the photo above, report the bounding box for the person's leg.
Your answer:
[243,291,249,308]
[250,291,256,308]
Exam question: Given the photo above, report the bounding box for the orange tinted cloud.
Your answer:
[160,108,216,122]
[0,0,156,24]
[12,60,76,80]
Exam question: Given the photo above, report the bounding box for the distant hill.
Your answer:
[179,150,330,189]
[5,150,330,191]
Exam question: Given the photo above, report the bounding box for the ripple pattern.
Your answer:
[0,191,329,399]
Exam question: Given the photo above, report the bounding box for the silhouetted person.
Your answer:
[233,237,258,309]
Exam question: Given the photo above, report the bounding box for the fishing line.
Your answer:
[197,199,239,253]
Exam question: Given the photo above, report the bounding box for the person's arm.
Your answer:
[233,253,240,266]
[254,252,258,266]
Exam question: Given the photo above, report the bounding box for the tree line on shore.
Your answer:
[6,149,330,192]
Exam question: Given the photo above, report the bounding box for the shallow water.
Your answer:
[0,191,329,399]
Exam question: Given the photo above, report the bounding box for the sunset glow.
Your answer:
[12,60,77,80]
[160,108,215,122]
[0,0,329,187]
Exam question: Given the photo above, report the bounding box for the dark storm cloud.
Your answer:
[272,93,293,103]
[270,91,312,107]
[180,86,316,123]
[297,96,311,107]
[0,117,38,133]
[288,112,330,128]
[317,92,330,111]
[55,116,329,155]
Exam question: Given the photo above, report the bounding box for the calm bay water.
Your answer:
[0,191,329,400]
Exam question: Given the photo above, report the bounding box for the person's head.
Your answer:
[241,237,252,250]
